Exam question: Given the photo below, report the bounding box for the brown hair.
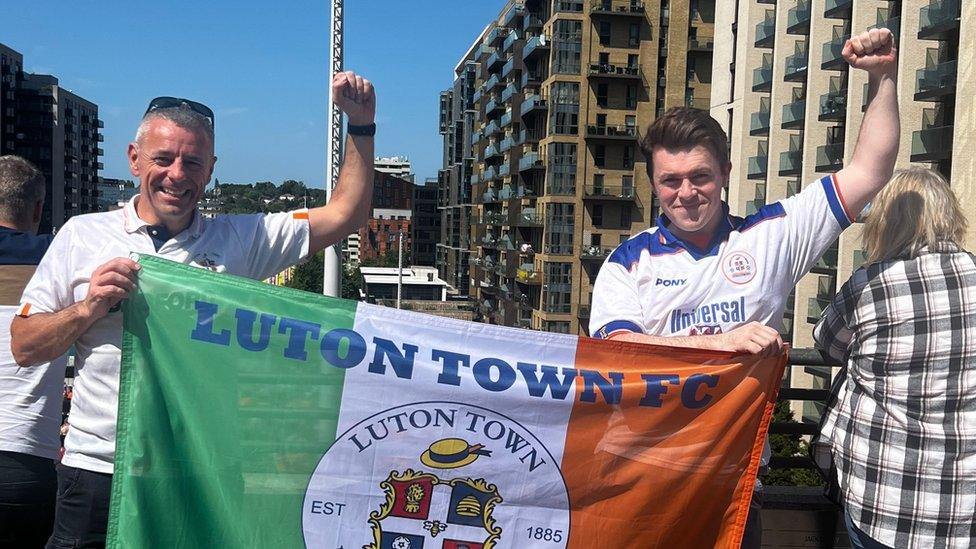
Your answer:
[639,107,729,179]
[862,167,968,263]
[0,155,45,225]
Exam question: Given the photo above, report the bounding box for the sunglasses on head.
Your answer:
[144,96,215,129]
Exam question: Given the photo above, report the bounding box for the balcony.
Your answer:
[503,31,520,53]
[749,111,770,136]
[485,95,504,115]
[484,120,502,136]
[500,110,514,128]
[787,2,811,34]
[689,37,714,51]
[807,297,831,323]
[918,0,960,40]
[522,35,550,61]
[588,63,642,80]
[500,134,515,153]
[823,0,852,19]
[910,125,953,162]
[486,26,505,46]
[518,152,545,172]
[516,267,542,285]
[580,245,614,262]
[819,91,846,121]
[519,128,542,144]
[484,143,502,160]
[486,51,504,72]
[523,14,544,31]
[499,163,512,178]
[821,34,848,70]
[584,183,637,201]
[503,2,524,26]
[752,64,773,92]
[585,124,638,140]
[781,100,806,130]
[755,17,775,48]
[515,212,543,227]
[520,70,544,89]
[473,88,483,104]
[784,49,808,82]
[485,74,502,90]
[501,82,519,103]
[590,0,646,16]
[747,154,768,179]
[815,142,845,171]
[779,150,802,176]
[471,129,483,146]
[520,94,548,116]
[915,60,957,101]
[483,165,498,181]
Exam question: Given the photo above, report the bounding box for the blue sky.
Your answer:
[5,1,505,188]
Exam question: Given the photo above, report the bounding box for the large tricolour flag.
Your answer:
[108,256,785,548]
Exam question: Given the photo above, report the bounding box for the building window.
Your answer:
[547,142,577,195]
[552,20,582,75]
[599,21,612,46]
[629,23,641,47]
[592,203,604,226]
[549,82,580,135]
[595,144,606,168]
[626,85,638,109]
[623,145,633,169]
[620,205,632,227]
[543,262,573,314]
[596,83,608,108]
[545,203,575,255]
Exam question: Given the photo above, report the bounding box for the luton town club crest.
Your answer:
[301,402,570,549]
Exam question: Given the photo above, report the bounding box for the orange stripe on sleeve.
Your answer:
[292,211,309,220]
[16,303,31,317]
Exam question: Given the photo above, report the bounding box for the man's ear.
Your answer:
[32,199,43,226]
[128,143,140,176]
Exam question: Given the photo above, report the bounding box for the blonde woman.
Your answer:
[814,167,976,548]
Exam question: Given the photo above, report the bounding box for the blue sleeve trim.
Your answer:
[737,202,787,232]
[820,175,853,229]
[592,320,644,340]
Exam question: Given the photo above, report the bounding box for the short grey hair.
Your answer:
[134,104,215,147]
[0,155,45,225]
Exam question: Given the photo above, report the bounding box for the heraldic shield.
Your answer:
[366,469,503,549]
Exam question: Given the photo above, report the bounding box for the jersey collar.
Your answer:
[123,195,204,240]
[655,203,734,260]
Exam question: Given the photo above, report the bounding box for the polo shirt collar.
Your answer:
[122,195,204,240]
[655,202,734,260]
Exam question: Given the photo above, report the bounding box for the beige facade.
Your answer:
[440,0,714,334]
[711,0,969,418]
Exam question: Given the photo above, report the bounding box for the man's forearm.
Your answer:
[307,133,374,253]
[11,303,94,366]
[609,331,723,351]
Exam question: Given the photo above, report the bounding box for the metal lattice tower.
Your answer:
[323,0,344,297]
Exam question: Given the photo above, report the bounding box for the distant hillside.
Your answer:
[202,179,327,214]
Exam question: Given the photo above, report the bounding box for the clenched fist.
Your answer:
[333,71,376,126]
[843,28,897,76]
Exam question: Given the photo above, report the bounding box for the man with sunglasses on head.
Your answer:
[9,71,376,547]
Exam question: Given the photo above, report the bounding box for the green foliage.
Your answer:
[207,179,326,214]
[341,264,364,300]
[285,251,323,294]
[761,400,824,487]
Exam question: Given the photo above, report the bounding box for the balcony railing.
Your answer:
[523,35,550,60]
[518,152,544,172]
[784,50,808,81]
[520,94,548,116]
[915,60,957,100]
[499,135,515,153]
[747,154,768,179]
[590,0,646,16]
[779,150,802,176]
[555,1,584,12]
[807,297,831,323]
[515,212,544,227]
[782,100,806,129]
[787,2,811,34]
[519,128,542,144]
[584,184,637,200]
[819,91,846,121]
[503,31,520,53]
[501,82,519,103]
[815,142,845,171]
[501,58,516,79]
[484,143,501,160]
[750,111,770,136]
[588,63,642,79]
[585,125,638,139]
[918,0,960,39]
[689,38,714,51]
[910,125,953,162]
[580,245,615,261]
[501,110,514,128]
[752,65,773,92]
[823,0,852,19]
[821,35,848,70]
[755,17,775,47]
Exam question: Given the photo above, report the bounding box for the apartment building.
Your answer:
[439,0,714,333]
[711,0,973,417]
[0,43,103,232]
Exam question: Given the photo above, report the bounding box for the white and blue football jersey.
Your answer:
[590,174,853,339]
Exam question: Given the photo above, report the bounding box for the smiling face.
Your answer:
[129,117,215,234]
[651,144,731,245]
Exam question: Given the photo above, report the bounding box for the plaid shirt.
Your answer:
[814,242,976,548]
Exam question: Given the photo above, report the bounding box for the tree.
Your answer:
[286,251,323,294]
[760,400,824,487]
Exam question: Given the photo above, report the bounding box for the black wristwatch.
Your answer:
[347,122,376,136]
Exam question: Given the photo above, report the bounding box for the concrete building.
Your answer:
[374,155,414,182]
[440,0,714,333]
[360,266,450,301]
[411,178,441,266]
[710,0,972,419]
[0,43,103,232]
[97,177,137,211]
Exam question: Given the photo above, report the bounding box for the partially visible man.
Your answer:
[10,70,376,548]
[589,28,899,548]
[0,155,66,547]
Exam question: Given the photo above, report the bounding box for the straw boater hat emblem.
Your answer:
[420,438,492,469]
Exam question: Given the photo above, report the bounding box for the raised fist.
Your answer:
[332,71,376,126]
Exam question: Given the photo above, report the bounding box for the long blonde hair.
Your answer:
[862,167,968,263]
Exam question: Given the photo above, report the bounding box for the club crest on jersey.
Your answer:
[722,251,756,284]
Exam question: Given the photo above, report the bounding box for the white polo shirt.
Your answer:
[17,197,310,473]
[590,175,853,341]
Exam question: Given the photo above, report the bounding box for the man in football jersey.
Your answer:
[589,28,898,547]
